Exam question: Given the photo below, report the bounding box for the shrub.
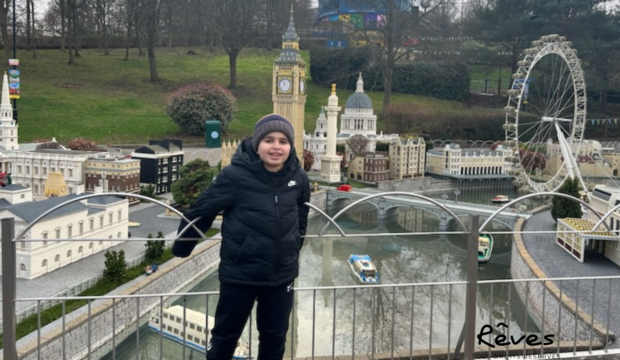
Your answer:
[67,138,97,150]
[145,239,165,262]
[384,103,506,141]
[140,184,157,199]
[303,150,315,172]
[171,158,214,207]
[166,82,236,136]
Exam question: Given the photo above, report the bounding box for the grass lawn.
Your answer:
[6,46,471,145]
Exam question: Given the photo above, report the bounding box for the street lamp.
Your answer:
[442,193,448,202]
[454,189,460,203]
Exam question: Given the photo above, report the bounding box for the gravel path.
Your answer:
[521,210,620,348]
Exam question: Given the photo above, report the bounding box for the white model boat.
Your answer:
[478,233,494,263]
[348,254,380,283]
[148,305,250,358]
[491,195,511,203]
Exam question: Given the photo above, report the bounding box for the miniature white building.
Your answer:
[587,185,620,265]
[426,144,512,178]
[304,73,399,170]
[8,149,101,198]
[0,187,129,279]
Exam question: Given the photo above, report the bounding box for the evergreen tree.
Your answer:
[551,177,583,221]
[171,159,214,207]
[104,250,127,283]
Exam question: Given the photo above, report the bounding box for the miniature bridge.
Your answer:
[326,188,531,230]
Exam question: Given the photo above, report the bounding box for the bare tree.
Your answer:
[137,0,162,82]
[213,0,262,88]
[0,0,11,59]
[122,0,138,60]
[94,0,112,54]
[24,0,37,57]
[346,135,369,159]
[345,0,423,116]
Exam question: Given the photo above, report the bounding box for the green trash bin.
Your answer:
[205,120,221,148]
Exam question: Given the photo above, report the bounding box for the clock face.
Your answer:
[300,79,305,94]
[278,78,291,92]
[211,131,219,139]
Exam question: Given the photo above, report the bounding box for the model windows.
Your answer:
[79,221,84,234]
[54,254,60,262]
[99,216,104,227]
[42,259,47,267]
[20,263,26,271]
[55,228,61,239]
[109,212,113,224]
[89,242,93,249]
[67,250,72,258]
[67,225,72,237]
[78,246,83,253]
[118,209,122,221]
[89,218,94,230]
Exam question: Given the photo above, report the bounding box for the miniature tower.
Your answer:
[0,72,18,150]
[273,5,306,166]
[320,84,342,183]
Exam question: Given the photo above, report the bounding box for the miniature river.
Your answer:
[102,187,542,359]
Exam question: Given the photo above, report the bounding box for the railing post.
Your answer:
[464,215,479,360]
[2,217,17,360]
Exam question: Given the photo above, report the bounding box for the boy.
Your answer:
[173,113,310,360]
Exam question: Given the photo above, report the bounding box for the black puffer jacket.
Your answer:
[173,138,310,286]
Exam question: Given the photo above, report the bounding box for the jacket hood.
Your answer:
[231,137,301,175]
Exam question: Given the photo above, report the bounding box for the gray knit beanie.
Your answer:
[252,113,295,152]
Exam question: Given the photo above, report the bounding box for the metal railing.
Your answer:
[3,191,620,360]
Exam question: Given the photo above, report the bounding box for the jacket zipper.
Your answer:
[274,189,280,283]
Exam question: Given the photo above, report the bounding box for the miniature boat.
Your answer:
[478,233,494,263]
[348,254,380,283]
[491,195,511,203]
[148,305,250,358]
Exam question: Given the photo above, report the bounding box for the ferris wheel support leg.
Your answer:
[555,122,591,202]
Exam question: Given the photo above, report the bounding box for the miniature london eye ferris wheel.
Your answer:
[504,34,587,194]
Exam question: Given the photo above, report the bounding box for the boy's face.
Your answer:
[257,131,291,172]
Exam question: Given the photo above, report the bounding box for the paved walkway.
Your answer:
[521,210,620,349]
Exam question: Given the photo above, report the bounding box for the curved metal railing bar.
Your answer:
[303,202,346,236]
[478,191,607,233]
[13,192,206,242]
[318,191,468,236]
[592,202,620,232]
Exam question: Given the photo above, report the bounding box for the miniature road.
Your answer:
[521,210,620,350]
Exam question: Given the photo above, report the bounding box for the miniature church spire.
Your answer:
[356,72,364,93]
[0,72,18,150]
[1,72,11,110]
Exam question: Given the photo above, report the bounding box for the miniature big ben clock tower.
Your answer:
[273,6,306,166]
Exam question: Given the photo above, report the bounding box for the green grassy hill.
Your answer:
[8,47,465,144]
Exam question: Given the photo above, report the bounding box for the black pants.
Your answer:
[206,281,295,360]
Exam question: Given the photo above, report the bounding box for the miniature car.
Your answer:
[336,184,352,192]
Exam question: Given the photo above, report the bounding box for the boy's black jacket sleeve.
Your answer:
[172,168,236,257]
